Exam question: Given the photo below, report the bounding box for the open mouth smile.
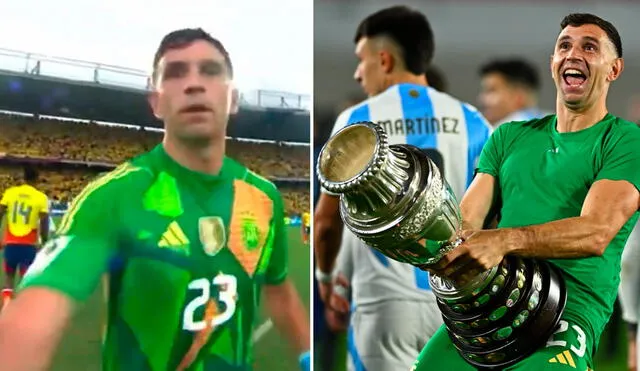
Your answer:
[562,68,588,87]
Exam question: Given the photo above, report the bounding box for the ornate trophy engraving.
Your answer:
[317,122,567,369]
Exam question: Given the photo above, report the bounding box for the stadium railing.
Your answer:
[0,48,310,111]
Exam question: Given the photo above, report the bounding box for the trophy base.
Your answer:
[432,257,567,369]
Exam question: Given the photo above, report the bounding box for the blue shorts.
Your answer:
[3,244,37,275]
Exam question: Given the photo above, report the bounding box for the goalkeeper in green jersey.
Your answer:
[413,13,640,371]
[0,28,310,371]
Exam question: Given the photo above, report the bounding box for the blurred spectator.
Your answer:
[478,58,549,127]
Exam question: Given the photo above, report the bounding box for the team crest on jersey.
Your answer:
[409,89,420,98]
[198,217,227,256]
[241,213,260,251]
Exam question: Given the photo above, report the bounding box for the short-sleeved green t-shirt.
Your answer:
[20,144,289,371]
[477,113,640,353]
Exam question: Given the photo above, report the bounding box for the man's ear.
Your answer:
[607,57,624,82]
[147,91,163,120]
[379,50,395,74]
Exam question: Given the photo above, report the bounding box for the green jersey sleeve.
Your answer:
[264,189,288,285]
[20,165,135,302]
[595,121,640,191]
[476,123,508,177]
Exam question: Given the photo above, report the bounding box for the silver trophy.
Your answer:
[317,122,567,369]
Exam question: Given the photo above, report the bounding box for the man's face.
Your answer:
[550,24,622,110]
[478,73,521,125]
[353,37,387,97]
[149,40,238,143]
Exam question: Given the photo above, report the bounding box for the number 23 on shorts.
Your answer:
[544,320,589,368]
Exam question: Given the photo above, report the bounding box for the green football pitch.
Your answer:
[3,218,310,371]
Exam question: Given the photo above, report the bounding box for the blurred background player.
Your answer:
[325,62,452,366]
[302,211,310,244]
[314,6,492,370]
[0,166,49,309]
[478,58,550,127]
[620,220,640,371]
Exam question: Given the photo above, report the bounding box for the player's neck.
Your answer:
[555,98,609,133]
[162,137,225,175]
[387,72,426,88]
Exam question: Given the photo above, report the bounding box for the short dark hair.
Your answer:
[152,28,233,78]
[560,13,623,58]
[426,65,448,93]
[24,166,38,183]
[354,6,434,75]
[479,59,540,91]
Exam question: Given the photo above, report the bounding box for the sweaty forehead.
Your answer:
[158,40,225,66]
[557,24,608,43]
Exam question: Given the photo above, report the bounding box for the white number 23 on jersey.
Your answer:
[183,274,237,331]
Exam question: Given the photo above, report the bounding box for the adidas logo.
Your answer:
[158,221,190,253]
[548,350,576,368]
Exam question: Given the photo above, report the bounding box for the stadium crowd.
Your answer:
[0,114,310,215]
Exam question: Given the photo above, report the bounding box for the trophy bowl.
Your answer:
[317,121,567,369]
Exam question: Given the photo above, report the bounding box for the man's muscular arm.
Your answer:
[264,280,310,355]
[39,213,50,244]
[437,179,639,282]
[459,173,499,231]
[313,193,344,302]
[0,288,73,371]
[506,179,638,258]
[313,193,343,274]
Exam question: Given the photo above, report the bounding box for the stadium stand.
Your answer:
[0,115,309,216]
[0,49,310,218]
[0,114,309,215]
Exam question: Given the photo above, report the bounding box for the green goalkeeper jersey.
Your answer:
[477,113,640,355]
[20,144,289,371]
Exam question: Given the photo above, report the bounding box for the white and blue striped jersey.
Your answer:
[330,83,491,201]
[330,83,492,305]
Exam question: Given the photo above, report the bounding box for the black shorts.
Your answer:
[3,244,37,274]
